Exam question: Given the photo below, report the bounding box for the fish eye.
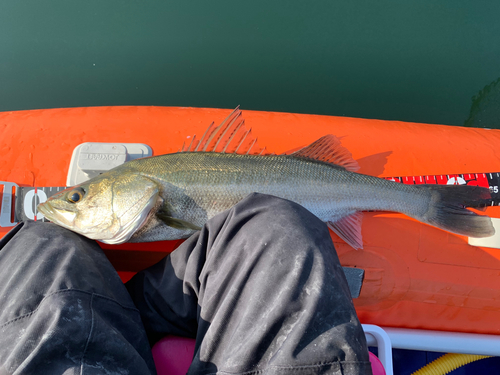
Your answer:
[67,188,85,203]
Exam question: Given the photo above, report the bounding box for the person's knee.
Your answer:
[211,194,335,262]
[225,193,332,249]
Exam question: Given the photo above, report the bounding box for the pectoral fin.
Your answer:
[156,213,202,231]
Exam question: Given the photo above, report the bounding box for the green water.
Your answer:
[1,1,499,128]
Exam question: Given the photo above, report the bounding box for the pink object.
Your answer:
[152,336,196,375]
[369,351,386,375]
[152,336,385,375]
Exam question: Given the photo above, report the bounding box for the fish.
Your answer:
[37,108,495,249]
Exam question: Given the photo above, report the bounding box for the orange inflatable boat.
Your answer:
[1,106,500,336]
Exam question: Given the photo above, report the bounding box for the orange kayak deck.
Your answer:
[1,106,500,335]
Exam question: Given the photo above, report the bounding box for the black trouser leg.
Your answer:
[127,194,372,375]
[0,221,156,375]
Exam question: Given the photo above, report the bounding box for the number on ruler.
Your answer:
[23,189,48,220]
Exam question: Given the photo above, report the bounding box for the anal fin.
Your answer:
[327,212,364,249]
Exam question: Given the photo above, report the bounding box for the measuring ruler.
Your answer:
[384,172,500,206]
[1,185,68,226]
[1,172,500,227]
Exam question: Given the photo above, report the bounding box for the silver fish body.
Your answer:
[132,152,428,239]
[38,150,494,248]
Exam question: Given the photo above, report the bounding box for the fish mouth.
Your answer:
[37,202,53,220]
[37,202,77,227]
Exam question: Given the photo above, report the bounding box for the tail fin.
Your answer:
[416,185,494,238]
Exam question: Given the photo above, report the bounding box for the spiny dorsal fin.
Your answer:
[327,212,364,250]
[181,107,266,155]
[180,109,358,168]
[291,135,360,172]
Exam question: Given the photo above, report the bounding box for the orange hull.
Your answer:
[2,106,500,335]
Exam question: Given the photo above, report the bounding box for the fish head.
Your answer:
[37,172,160,244]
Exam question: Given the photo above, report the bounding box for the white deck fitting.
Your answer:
[469,217,500,249]
[67,142,152,185]
[364,325,500,375]
[363,324,393,375]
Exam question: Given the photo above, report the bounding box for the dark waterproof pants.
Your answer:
[0,194,372,375]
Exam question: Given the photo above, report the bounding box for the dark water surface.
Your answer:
[1,1,499,128]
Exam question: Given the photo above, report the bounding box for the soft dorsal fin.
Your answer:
[291,135,360,172]
[181,107,267,155]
